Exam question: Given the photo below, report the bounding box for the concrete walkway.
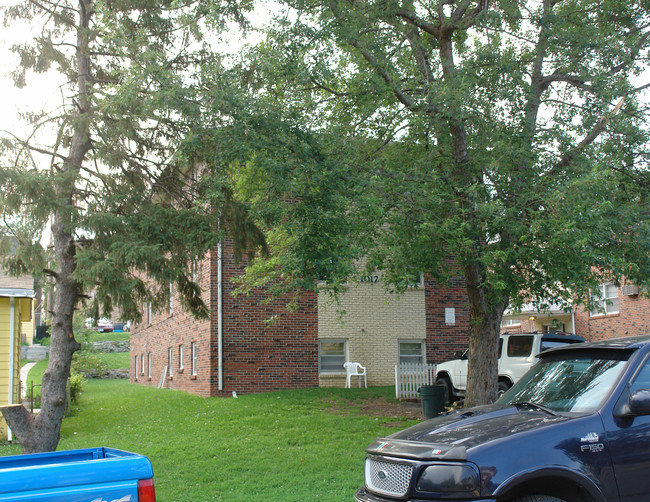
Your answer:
[20,362,37,399]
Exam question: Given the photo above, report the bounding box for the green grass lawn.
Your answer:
[1,380,418,501]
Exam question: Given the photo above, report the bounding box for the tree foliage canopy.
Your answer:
[203,0,650,405]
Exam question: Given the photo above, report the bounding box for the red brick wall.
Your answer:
[574,287,650,341]
[131,242,319,397]
[425,274,471,363]
[130,254,214,396]
[214,242,319,395]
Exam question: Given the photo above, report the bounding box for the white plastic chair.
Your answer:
[344,362,367,388]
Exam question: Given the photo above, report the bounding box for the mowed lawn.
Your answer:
[0,378,419,501]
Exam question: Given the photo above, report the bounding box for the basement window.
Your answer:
[319,340,347,373]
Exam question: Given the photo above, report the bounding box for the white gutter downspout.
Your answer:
[218,241,223,391]
[572,310,577,338]
[7,298,15,442]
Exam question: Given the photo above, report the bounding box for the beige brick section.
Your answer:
[318,281,426,387]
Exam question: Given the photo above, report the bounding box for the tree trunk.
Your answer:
[1,215,81,453]
[0,0,91,453]
[463,262,508,408]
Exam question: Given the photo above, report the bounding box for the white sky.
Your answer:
[0,0,66,151]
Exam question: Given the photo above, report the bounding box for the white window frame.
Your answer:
[179,344,184,371]
[319,339,348,374]
[147,302,152,324]
[147,353,152,379]
[141,354,145,375]
[501,318,522,328]
[134,356,138,380]
[191,342,197,376]
[398,340,425,365]
[168,347,173,377]
[590,283,619,317]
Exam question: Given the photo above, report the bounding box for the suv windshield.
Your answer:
[497,351,631,414]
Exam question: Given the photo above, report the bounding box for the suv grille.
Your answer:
[365,457,413,497]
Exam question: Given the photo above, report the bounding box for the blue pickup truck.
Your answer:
[356,335,650,502]
[0,447,156,501]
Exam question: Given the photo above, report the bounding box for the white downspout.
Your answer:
[218,241,223,391]
[571,310,576,337]
[7,298,16,442]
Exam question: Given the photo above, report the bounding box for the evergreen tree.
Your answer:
[0,0,262,453]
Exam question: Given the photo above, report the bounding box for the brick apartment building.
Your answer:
[501,282,650,341]
[131,237,649,398]
[129,243,471,397]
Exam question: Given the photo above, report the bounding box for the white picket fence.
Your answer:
[395,363,437,399]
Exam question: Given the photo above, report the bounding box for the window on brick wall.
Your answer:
[168,347,173,377]
[319,340,347,373]
[399,340,425,365]
[147,302,152,324]
[134,356,138,380]
[141,354,145,375]
[590,283,619,316]
[148,353,152,379]
[191,342,197,376]
[179,344,184,371]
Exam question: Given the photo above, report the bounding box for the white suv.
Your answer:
[435,331,585,402]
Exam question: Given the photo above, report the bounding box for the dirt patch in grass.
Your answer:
[323,397,424,425]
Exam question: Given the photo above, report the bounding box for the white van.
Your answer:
[435,331,585,402]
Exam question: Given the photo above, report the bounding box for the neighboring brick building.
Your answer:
[574,282,650,341]
[502,282,650,342]
[130,242,471,395]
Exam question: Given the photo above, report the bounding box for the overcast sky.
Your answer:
[1,0,65,149]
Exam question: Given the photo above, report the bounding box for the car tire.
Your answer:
[497,380,511,397]
[435,376,453,404]
[513,496,566,502]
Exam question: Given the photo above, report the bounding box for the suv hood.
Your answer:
[367,405,571,461]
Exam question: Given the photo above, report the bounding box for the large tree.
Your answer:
[209,0,650,406]
[0,0,263,453]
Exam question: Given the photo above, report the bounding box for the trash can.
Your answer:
[419,384,446,419]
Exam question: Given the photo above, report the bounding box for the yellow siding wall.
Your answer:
[0,298,23,440]
[19,298,35,345]
[318,281,426,387]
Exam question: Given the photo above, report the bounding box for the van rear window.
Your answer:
[508,336,534,357]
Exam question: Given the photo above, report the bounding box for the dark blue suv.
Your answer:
[355,335,650,502]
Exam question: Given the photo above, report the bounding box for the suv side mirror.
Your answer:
[616,389,650,418]
[629,389,650,416]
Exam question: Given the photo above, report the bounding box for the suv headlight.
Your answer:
[416,463,479,497]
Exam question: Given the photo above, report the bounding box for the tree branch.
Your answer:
[552,96,626,174]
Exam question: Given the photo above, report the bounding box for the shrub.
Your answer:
[68,371,85,404]
[72,351,108,378]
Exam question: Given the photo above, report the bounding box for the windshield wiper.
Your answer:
[513,401,558,416]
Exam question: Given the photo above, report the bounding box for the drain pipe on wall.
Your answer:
[218,240,223,391]
[7,298,15,442]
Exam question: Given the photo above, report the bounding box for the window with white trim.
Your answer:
[590,283,619,316]
[147,353,152,379]
[398,340,425,365]
[141,354,145,375]
[179,344,184,371]
[168,347,173,377]
[134,356,138,380]
[191,342,197,376]
[319,340,347,373]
